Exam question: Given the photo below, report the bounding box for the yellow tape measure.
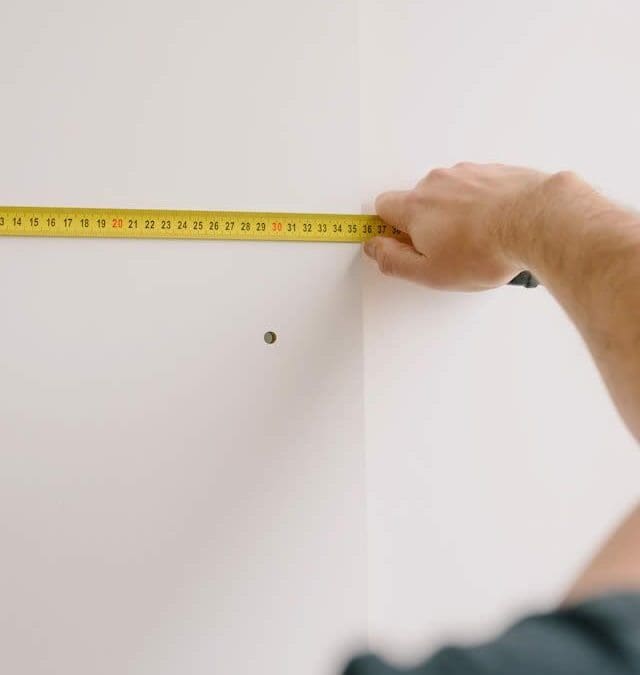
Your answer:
[0,205,538,286]
[0,206,390,243]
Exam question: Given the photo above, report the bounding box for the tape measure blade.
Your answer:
[0,207,388,243]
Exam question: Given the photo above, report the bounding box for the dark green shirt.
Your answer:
[344,592,640,675]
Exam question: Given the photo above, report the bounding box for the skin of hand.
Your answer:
[366,162,640,441]
[566,502,640,605]
[364,163,550,290]
[366,162,640,600]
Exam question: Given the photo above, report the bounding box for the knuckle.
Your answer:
[417,168,446,188]
[374,191,390,212]
[405,189,423,209]
[427,167,448,181]
[547,170,582,196]
[453,161,474,169]
[552,169,580,185]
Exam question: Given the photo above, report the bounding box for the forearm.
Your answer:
[565,502,640,603]
[505,172,640,443]
[369,163,640,606]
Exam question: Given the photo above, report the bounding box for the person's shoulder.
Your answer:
[342,591,640,675]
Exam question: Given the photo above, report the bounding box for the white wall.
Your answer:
[360,0,640,664]
[2,1,640,673]
[0,2,366,673]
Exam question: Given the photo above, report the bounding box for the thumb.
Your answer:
[364,236,426,282]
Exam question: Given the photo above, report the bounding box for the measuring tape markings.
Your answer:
[0,207,390,243]
[0,206,537,286]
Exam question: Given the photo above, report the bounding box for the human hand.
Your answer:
[364,162,550,290]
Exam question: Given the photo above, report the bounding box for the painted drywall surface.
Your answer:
[360,0,640,663]
[4,1,640,672]
[0,2,366,673]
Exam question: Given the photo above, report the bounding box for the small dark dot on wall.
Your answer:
[264,331,277,345]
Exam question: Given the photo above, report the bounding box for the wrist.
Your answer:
[499,171,631,281]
